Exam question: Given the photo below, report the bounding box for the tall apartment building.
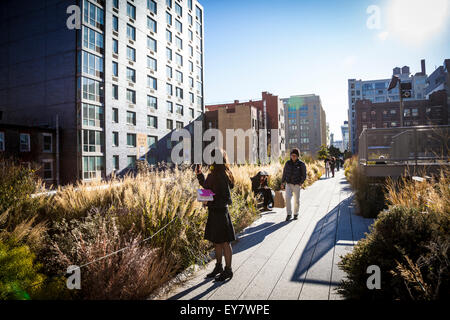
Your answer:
[282,94,327,156]
[341,120,349,152]
[206,92,286,160]
[348,60,428,153]
[0,0,205,184]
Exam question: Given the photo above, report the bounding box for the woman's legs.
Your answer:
[214,243,223,265]
[222,242,233,268]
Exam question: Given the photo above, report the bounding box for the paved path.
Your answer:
[158,170,374,300]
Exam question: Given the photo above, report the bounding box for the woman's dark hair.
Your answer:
[210,149,234,185]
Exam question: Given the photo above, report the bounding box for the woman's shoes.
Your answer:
[215,267,233,281]
[206,263,223,278]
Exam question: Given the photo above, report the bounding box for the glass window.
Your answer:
[112,132,119,147]
[167,101,173,113]
[127,89,136,104]
[147,95,157,109]
[126,111,136,125]
[175,36,182,49]
[188,61,193,72]
[166,12,172,25]
[176,70,183,83]
[175,2,182,16]
[147,56,157,71]
[148,76,157,89]
[127,24,136,40]
[83,26,104,52]
[166,47,172,60]
[167,83,173,95]
[148,0,157,14]
[83,0,104,28]
[166,65,172,78]
[126,67,136,83]
[189,92,194,103]
[189,108,194,118]
[147,17,157,33]
[82,51,103,77]
[112,39,118,54]
[176,104,183,115]
[112,61,118,76]
[188,0,193,10]
[82,103,104,127]
[83,156,104,179]
[82,129,103,152]
[176,53,183,66]
[147,115,158,128]
[113,0,119,9]
[166,0,172,8]
[147,37,157,51]
[147,136,157,149]
[188,29,193,41]
[127,156,137,168]
[195,6,202,23]
[167,119,173,130]
[175,19,182,33]
[112,15,118,32]
[113,155,119,170]
[112,84,118,100]
[82,77,103,102]
[176,121,184,129]
[43,161,53,180]
[176,87,183,99]
[112,108,119,123]
[127,133,136,147]
[189,77,194,88]
[166,29,172,42]
[127,46,136,61]
[127,2,136,19]
[42,134,52,152]
[189,45,193,57]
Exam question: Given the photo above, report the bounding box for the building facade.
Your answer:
[0,0,205,184]
[341,120,349,152]
[348,60,428,153]
[282,94,327,157]
[354,90,448,153]
[0,124,58,185]
[206,91,286,160]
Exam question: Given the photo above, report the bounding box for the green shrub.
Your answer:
[338,205,449,300]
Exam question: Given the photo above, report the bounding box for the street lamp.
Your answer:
[388,75,412,127]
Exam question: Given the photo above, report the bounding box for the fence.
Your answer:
[358,125,450,165]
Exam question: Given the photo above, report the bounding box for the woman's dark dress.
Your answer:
[197,171,236,243]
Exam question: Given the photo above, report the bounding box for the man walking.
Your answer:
[281,148,307,221]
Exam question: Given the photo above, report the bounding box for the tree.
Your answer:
[317,145,329,160]
[328,145,343,159]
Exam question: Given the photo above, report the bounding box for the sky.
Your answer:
[201,0,450,141]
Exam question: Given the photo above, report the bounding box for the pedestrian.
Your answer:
[251,171,274,211]
[325,158,330,178]
[281,148,307,221]
[336,157,340,172]
[195,149,235,281]
[330,157,336,178]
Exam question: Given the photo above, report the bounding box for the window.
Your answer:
[412,108,419,117]
[127,111,136,125]
[113,0,119,9]
[197,96,202,110]
[83,130,103,152]
[112,108,119,123]
[148,0,157,14]
[188,0,193,10]
[166,47,172,60]
[147,115,158,128]
[127,133,137,147]
[196,6,202,22]
[127,156,137,168]
[196,22,202,36]
[189,108,194,118]
[176,87,183,99]
[189,45,193,57]
[127,24,136,41]
[147,56,157,71]
[147,36,157,51]
[82,51,103,77]
[175,2,182,16]
[112,61,118,76]
[167,119,174,130]
[188,29,193,41]
[83,156,104,179]
[112,84,118,100]
[166,65,173,78]
[112,39,118,54]
[42,160,53,180]
[176,104,183,115]
[176,121,184,129]
[167,83,173,95]
[189,92,194,103]
[112,132,119,147]
[167,101,173,113]
[112,15,118,32]
[126,67,136,83]
[175,36,182,49]
[166,0,172,8]
[148,76,157,89]
[147,17,157,33]
[83,26,104,52]
[127,89,136,104]
[41,134,52,152]
[148,136,157,149]
[188,61,193,72]
[83,103,104,127]
[196,81,202,95]
[113,155,119,171]
[175,19,182,33]
[127,2,136,19]
[82,77,103,102]
[166,29,172,42]
[404,109,411,117]
[176,53,183,66]
[196,66,202,80]
[166,12,172,25]
[189,77,194,88]
[0,132,4,151]
[127,46,136,61]
[83,0,104,28]
[176,70,183,83]
[147,95,157,109]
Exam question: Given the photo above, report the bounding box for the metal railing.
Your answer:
[358,125,450,165]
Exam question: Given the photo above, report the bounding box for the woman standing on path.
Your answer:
[195,149,235,282]
[330,157,336,178]
[325,158,330,178]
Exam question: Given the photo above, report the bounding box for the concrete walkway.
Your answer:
[159,170,374,300]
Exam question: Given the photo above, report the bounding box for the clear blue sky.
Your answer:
[201,0,450,140]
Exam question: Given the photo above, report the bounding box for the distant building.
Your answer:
[282,94,327,156]
[348,59,428,153]
[354,90,448,153]
[206,91,286,160]
[332,140,344,152]
[0,124,59,185]
[341,121,349,152]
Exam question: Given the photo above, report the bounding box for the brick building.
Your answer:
[0,124,59,185]
[206,91,286,160]
[354,90,448,153]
